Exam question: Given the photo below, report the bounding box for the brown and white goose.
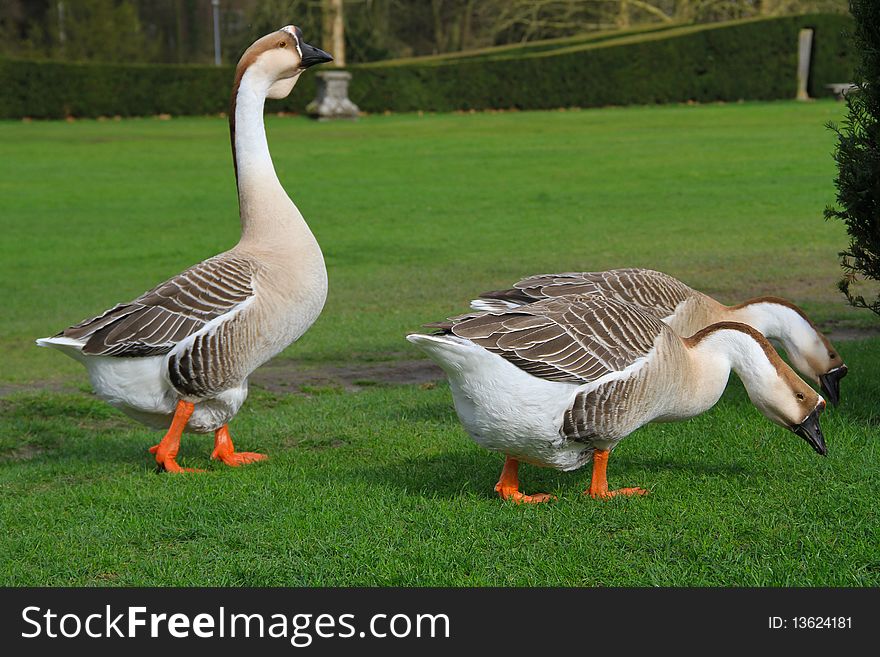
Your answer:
[36,26,333,472]
[408,295,827,502]
[472,268,848,405]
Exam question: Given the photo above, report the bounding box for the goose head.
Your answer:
[743,354,827,456]
[737,297,848,406]
[691,322,828,456]
[783,332,847,407]
[235,25,333,99]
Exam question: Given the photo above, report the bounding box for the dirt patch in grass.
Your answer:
[0,444,45,463]
[251,358,444,394]
[0,358,444,399]
[821,323,880,343]
[0,381,81,399]
[4,325,877,399]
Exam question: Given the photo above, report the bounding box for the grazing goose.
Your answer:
[407,295,826,502]
[472,268,848,405]
[36,26,333,473]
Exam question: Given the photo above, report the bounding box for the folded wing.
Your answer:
[61,253,257,357]
[479,268,693,320]
[446,295,666,384]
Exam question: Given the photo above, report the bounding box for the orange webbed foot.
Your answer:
[211,425,267,468]
[495,483,556,504]
[148,444,205,474]
[148,400,204,473]
[586,449,648,500]
[211,449,268,467]
[493,457,555,504]
[587,486,649,500]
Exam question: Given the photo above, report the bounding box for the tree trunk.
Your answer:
[618,0,630,29]
[175,0,184,63]
[459,0,473,52]
[322,0,345,67]
[431,0,446,54]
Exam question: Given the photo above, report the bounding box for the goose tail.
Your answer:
[36,335,87,363]
[406,333,479,375]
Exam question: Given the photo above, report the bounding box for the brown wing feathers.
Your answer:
[479,269,693,319]
[477,288,535,304]
[61,254,255,357]
[447,296,665,384]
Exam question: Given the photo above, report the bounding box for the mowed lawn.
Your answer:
[0,101,878,586]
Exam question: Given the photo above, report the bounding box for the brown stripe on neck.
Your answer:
[683,321,789,378]
[729,296,835,352]
[228,73,241,183]
[228,28,302,185]
[730,296,813,324]
[227,56,254,184]
[228,36,280,183]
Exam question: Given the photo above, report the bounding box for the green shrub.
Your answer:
[825,0,880,316]
[0,13,854,120]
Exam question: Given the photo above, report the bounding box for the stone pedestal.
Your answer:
[307,70,360,120]
[796,28,814,101]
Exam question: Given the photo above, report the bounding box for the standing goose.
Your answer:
[36,26,333,473]
[472,268,848,405]
[407,295,826,502]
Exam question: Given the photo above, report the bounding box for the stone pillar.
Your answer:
[796,28,814,101]
[307,70,360,121]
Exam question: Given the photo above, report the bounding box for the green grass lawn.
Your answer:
[0,100,877,586]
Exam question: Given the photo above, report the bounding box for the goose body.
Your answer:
[408,295,827,501]
[472,268,848,404]
[37,26,333,471]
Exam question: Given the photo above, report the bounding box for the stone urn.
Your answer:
[307,70,360,120]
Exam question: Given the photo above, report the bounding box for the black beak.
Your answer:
[819,365,848,407]
[790,406,827,456]
[299,41,333,68]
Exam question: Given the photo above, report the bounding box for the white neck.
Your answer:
[725,301,818,367]
[232,66,311,250]
[681,327,779,418]
[727,302,793,339]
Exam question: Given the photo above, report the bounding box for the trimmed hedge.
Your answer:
[0,13,854,119]
[0,59,229,119]
[0,59,316,119]
[345,13,855,113]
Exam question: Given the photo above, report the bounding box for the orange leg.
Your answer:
[494,456,555,504]
[586,448,648,499]
[148,400,204,473]
[211,425,267,467]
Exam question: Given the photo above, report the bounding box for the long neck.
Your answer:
[678,324,781,419]
[230,66,310,249]
[724,298,813,346]
[664,292,725,336]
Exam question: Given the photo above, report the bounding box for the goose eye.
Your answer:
[278,41,287,48]
[796,392,805,402]
[828,352,836,359]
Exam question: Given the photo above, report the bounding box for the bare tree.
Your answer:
[0,0,853,64]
